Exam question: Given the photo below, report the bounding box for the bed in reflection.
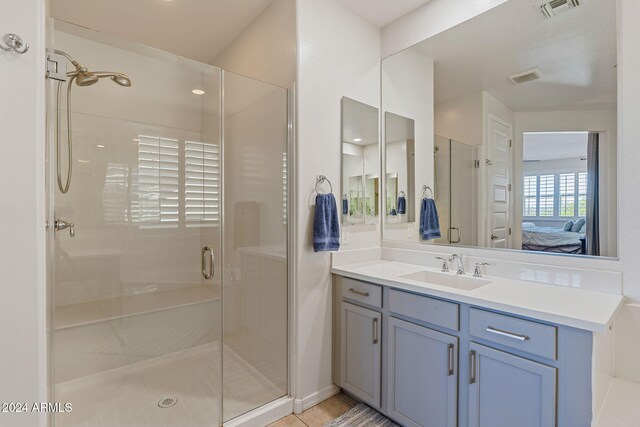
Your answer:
[521,222,586,255]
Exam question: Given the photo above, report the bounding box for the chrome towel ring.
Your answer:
[315,175,333,194]
[422,185,434,199]
[0,33,29,54]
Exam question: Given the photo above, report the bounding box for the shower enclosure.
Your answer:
[434,135,479,246]
[47,22,289,427]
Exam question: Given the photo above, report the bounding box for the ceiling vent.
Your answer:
[540,0,580,18]
[508,69,543,85]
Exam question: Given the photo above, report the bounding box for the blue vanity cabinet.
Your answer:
[334,275,593,427]
[468,342,557,427]
[340,301,382,408]
[387,317,458,427]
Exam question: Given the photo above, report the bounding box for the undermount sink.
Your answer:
[399,270,491,291]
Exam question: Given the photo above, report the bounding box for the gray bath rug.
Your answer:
[323,403,400,427]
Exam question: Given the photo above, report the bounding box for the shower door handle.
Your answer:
[54,219,75,238]
[202,246,214,280]
[449,227,461,244]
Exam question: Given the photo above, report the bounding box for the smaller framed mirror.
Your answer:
[341,97,379,226]
[384,112,415,224]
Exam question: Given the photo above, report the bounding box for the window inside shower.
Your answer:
[48,21,289,427]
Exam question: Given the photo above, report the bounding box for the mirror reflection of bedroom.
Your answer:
[521,131,614,256]
[381,0,617,258]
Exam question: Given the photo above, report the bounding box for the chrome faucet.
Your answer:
[435,256,449,272]
[449,254,465,275]
[473,262,491,278]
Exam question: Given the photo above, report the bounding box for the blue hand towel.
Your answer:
[397,196,406,214]
[419,198,441,240]
[342,198,349,215]
[314,193,341,252]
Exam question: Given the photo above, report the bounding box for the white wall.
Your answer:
[0,1,47,426]
[295,0,380,407]
[614,0,640,384]
[381,0,510,58]
[212,0,296,88]
[435,92,483,146]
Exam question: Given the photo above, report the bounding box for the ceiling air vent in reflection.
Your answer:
[508,69,543,85]
[540,0,580,18]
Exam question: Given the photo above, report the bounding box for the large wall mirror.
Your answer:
[341,97,379,226]
[381,0,617,258]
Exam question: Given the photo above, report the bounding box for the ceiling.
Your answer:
[342,98,378,145]
[335,0,432,27]
[523,132,588,161]
[50,0,276,64]
[414,0,617,112]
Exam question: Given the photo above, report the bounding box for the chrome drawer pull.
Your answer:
[349,288,370,297]
[486,326,529,341]
[373,318,379,344]
[469,350,476,384]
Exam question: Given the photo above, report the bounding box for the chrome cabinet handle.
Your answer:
[54,219,75,238]
[201,246,214,280]
[372,317,379,344]
[449,227,461,244]
[447,343,455,376]
[469,350,477,384]
[349,288,370,297]
[486,326,529,341]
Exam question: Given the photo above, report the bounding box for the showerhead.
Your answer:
[75,68,99,87]
[111,73,132,87]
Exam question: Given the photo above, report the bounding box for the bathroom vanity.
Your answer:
[332,257,622,427]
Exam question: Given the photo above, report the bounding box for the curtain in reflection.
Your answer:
[586,132,600,256]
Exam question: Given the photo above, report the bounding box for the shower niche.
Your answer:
[48,21,289,427]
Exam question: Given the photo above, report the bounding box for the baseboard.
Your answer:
[293,384,340,414]
[224,396,294,427]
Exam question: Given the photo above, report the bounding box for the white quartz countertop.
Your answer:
[331,260,623,332]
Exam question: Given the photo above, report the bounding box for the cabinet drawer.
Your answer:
[469,308,557,360]
[388,289,459,331]
[341,278,382,308]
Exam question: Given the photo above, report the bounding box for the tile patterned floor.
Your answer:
[269,393,359,427]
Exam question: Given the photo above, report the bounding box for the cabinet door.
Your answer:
[468,342,556,427]
[340,302,382,408]
[387,317,458,427]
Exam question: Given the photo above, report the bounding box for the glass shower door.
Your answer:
[51,24,223,427]
[434,135,479,246]
[222,71,289,421]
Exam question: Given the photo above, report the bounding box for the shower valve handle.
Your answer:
[54,219,75,238]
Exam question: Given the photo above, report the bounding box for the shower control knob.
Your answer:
[54,219,75,238]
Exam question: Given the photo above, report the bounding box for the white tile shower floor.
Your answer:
[55,342,285,427]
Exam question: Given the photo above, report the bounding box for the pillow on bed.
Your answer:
[571,218,586,233]
[563,220,574,231]
[522,222,535,230]
[579,224,586,234]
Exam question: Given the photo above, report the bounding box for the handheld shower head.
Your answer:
[111,73,132,87]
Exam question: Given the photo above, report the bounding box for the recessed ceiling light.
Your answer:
[96,144,105,148]
[353,138,362,142]
[78,159,90,163]
[192,89,205,95]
